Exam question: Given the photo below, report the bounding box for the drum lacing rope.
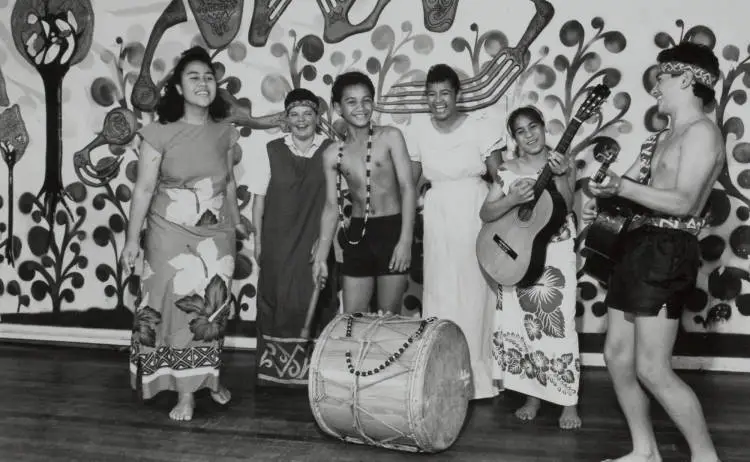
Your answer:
[346,315,433,448]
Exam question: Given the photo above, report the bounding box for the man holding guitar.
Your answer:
[585,42,722,462]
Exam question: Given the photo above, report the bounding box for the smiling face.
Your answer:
[286,104,318,141]
[334,84,374,128]
[425,80,459,121]
[177,60,217,109]
[651,69,689,115]
[511,114,546,156]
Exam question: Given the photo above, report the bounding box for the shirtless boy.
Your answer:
[585,42,723,462]
[312,71,416,314]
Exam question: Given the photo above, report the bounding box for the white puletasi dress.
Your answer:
[406,112,504,400]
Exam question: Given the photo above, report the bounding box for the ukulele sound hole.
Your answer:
[518,204,533,222]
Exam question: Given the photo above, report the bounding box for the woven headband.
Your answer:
[658,61,717,88]
[286,99,318,113]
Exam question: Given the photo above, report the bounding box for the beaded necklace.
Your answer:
[337,124,373,245]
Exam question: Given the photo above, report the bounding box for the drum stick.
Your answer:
[300,284,322,340]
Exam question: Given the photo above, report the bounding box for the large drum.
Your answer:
[308,313,473,453]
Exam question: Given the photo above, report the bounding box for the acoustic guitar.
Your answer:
[476,84,610,287]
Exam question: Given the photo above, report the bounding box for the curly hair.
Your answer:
[657,42,720,106]
[156,46,229,123]
[331,71,375,105]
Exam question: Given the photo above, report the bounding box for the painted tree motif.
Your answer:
[10,0,94,225]
[16,184,89,318]
[535,17,630,157]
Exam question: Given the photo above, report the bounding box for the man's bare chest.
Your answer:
[648,139,681,185]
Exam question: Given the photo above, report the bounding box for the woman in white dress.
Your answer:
[407,64,504,400]
[480,106,581,429]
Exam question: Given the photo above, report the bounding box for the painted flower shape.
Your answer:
[505,348,523,375]
[517,266,565,315]
[523,314,543,340]
[531,350,550,373]
[175,274,231,342]
[169,238,234,296]
[492,331,505,366]
[521,354,538,379]
[552,353,573,374]
[132,306,162,348]
[164,178,224,227]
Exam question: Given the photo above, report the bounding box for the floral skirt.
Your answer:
[129,213,235,399]
[491,237,580,406]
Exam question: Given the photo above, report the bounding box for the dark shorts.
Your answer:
[606,225,700,319]
[338,214,408,278]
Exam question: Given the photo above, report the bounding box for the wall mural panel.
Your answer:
[0,0,748,366]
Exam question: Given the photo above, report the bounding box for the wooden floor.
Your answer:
[0,344,747,462]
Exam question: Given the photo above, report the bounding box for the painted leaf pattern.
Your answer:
[175,274,230,342]
[132,306,162,347]
[164,178,224,227]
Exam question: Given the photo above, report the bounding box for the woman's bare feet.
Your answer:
[559,405,581,430]
[515,396,541,421]
[210,385,232,405]
[602,451,662,462]
[169,392,195,421]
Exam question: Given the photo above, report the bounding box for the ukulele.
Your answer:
[476,84,610,287]
[579,137,649,285]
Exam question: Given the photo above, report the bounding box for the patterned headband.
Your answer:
[658,61,718,88]
[286,99,319,113]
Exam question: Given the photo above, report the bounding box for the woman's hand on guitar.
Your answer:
[548,152,570,176]
[508,178,536,205]
[588,170,622,198]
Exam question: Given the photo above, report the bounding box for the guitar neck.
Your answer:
[533,117,582,197]
[591,161,611,184]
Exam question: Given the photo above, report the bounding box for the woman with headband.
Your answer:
[480,105,581,429]
[249,88,338,388]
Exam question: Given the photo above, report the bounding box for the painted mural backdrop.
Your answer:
[0,0,748,358]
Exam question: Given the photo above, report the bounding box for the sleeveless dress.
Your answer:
[129,120,239,399]
[255,137,339,387]
[491,168,580,406]
[406,112,503,400]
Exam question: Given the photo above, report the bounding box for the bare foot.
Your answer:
[210,385,232,405]
[559,405,581,430]
[515,396,541,421]
[169,392,195,421]
[602,451,661,462]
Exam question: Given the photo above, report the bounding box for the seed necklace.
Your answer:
[337,124,373,245]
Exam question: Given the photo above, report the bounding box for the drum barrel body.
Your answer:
[308,314,473,453]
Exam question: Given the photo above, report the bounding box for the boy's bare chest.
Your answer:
[338,145,392,178]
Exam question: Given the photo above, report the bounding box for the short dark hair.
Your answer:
[284,88,319,113]
[156,46,229,123]
[656,42,720,106]
[425,64,461,94]
[331,71,375,104]
[506,105,546,136]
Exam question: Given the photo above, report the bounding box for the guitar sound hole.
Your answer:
[518,204,533,222]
